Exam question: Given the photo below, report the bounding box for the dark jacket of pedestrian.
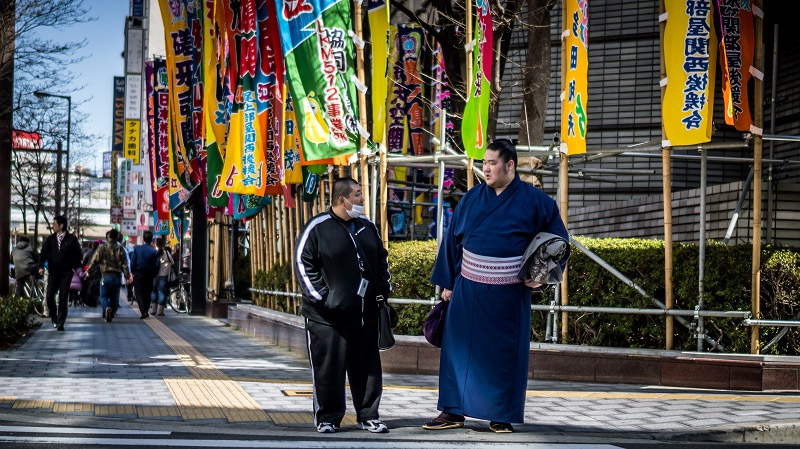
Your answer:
[39,232,82,276]
[11,240,38,279]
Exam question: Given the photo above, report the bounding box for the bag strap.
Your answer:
[333,217,382,301]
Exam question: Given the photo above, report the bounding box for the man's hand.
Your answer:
[524,280,543,289]
[441,288,452,301]
[127,275,133,285]
[38,268,44,276]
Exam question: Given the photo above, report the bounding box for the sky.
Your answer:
[35,1,129,173]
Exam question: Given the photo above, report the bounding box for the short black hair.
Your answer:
[331,177,359,205]
[155,237,164,249]
[108,229,120,241]
[53,215,68,229]
[486,139,518,168]
[143,230,154,244]
[19,235,30,243]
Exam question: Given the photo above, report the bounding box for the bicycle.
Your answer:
[21,274,47,317]
[167,271,191,314]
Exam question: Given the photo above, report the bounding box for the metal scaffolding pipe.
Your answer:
[763,134,800,142]
[570,236,726,351]
[723,166,755,245]
[744,319,800,328]
[531,304,750,318]
[618,151,800,165]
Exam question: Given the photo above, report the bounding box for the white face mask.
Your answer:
[344,198,364,218]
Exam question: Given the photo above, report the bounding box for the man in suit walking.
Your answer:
[38,215,83,331]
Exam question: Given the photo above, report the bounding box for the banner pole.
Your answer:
[659,0,674,350]
[465,0,474,190]
[353,1,370,216]
[750,0,765,354]
[559,0,569,344]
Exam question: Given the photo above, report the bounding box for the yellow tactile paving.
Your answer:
[52,403,94,413]
[95,404,137,416]
[283,390,313,397]
[0,396,15,404]
[137,406,181,418]
[12,400,54,409]
[179,406,226,420]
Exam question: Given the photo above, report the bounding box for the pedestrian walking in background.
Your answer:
[11,235,38,298]
[295,177,392,434]
[150,238,173,316]
[130,231,159,319]
[423,139,568,433]
[88,229,132,323]
[38,216,83,331]
[68,267,85,306]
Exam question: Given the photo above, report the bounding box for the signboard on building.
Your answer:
[124,74,142,120]
[12,130,42,150]
[126,28,143,74]
[112,77,125,153]
[124,119,140,162]
[102,151,112,177]
[130,0,144,18]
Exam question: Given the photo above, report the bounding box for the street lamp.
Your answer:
[33,91,71,220]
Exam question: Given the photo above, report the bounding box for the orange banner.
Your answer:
[718,0,754,132]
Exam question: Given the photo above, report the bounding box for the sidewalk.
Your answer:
[2,296,800,443]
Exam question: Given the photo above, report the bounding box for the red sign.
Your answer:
[12,130,42,150]
[110,206,123,224]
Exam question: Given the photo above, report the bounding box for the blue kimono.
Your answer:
[430,175,567,423]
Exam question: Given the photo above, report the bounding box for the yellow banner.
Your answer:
[560,0,588,155]
[368,0,390,151]
[124,119,141,162]
[663,0,717,146]
[282,88,303,185]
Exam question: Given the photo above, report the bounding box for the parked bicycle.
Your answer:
[168,270,191,314]
[21,274,47,317]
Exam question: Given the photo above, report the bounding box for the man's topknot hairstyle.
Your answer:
[486,138,518,168]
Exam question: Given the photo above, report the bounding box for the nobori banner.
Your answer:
[275,0,360,162]
[662,0,717,146]
[560,0,588,155]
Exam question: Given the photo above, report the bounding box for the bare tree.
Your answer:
[66,166,99,240]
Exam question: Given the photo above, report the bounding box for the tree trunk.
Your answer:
[0,0,15,295]
[518,0,557,187]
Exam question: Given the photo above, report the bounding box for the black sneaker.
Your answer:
[422,412,465,430]
[489,421,513,433]
[56,325,65,332]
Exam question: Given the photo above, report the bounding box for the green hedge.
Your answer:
[0,295,37,349]
[253,238,800,354]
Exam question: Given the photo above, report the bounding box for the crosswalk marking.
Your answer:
[0,425,170,435]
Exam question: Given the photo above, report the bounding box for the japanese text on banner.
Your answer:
[560,0,588,155]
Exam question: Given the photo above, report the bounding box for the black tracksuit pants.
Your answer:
[46,270,72,327]
[305,318,383,426]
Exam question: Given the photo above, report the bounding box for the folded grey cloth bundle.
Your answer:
[518,232,570,285]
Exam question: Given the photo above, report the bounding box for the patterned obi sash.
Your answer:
[460,249,524,285]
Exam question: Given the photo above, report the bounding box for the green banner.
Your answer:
[275,0,360,162]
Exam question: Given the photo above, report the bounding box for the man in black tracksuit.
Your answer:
[295,177,391,434]
[38,215,83,331]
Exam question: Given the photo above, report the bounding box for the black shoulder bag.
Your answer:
[339,218,397,351]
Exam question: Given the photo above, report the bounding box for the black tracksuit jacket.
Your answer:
[295,210,391,328]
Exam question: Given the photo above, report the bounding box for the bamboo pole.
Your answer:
[289,193,298,292]
[379,149,389,244]
[465,0,474,190]
[271,199,278,268]
[279,196,286,265]
[321,174,328,210]
[751,0,765,354]
[658,0,674,350]
[559,0,569,344]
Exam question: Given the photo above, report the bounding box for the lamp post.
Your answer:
[33,91,71,219]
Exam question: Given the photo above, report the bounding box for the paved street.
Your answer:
[1,295,800,446]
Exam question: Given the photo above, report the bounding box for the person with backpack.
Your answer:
[88,229,132,323]
[150,237,174,316]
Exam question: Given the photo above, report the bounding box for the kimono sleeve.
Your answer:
[542,198,568,240]
[430,207,462,290]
